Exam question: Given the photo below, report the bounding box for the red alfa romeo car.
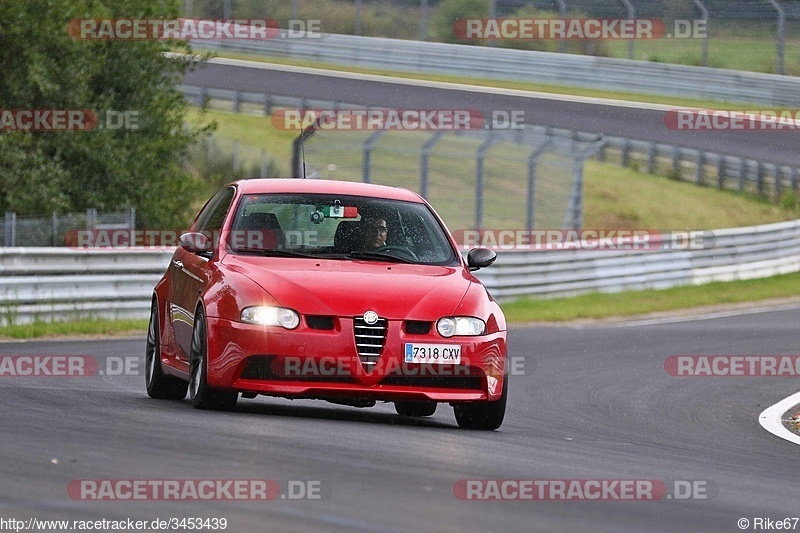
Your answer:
[145,179,508,430]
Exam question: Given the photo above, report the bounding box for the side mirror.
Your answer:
[178,232,211,253]
[467,247,497,271]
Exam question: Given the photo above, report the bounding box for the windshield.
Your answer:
[227,193,458,266]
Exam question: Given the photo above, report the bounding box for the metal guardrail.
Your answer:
[2,219,800,324]
[181,85,800,202]
[479,219,800,300]
[192,34,800,106]
[0,248,172,325]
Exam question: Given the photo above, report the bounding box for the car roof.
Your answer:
[232,178,425,203]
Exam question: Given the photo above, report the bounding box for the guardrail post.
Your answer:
[526,138,552,230]
[199,86,207,107]
[775,165,783,200]
[647,142,657,174]
[4,212,15,247]
[695,151,704,184]
[621,138,631,167]
[420,131,446,199]
[672,147,681,178]
[756,161,764,195]
[717,155,725,189]
[620,0,635,59]
[263,94,272,116]
[362,130,386,183]
[232,91,241,113]
[739,160,746,192]
[223,0,231,18]
[768,0,785,75]
[291,0,297,20]
[129,208,136,231]
[791,167,798,192]
[475,133,498,229]
[693,1,709,67]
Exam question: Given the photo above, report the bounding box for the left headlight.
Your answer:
[240,306,300,329]
[437,317,486,337]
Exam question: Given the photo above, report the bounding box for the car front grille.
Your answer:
[353,316,387,371]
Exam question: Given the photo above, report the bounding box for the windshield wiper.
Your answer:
[235,248,325,259]
[347,251,415,264]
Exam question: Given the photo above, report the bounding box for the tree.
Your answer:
[0,0,211,228]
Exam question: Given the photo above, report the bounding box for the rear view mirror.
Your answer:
[467,248,497,271]
[178,232,211,253]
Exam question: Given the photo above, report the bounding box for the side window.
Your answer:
[194,187,235,233]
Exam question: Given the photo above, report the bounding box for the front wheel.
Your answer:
[395,401,437,417]
[145,301,188,400]
[453,375,508,430]
[189,309,238,411]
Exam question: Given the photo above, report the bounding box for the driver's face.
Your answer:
[363,219,388,249]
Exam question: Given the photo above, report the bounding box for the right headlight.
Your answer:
[436,317,486,337]
[240,306,300,329]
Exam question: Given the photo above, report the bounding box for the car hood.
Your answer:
[223,255,472,319]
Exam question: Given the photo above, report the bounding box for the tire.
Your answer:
[395,401,437,417]
[453,375,508,430]
[189,308,238,411]
[145,301,188,400]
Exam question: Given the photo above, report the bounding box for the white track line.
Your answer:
[197,56,797,126]
[202,56,681,112]
[759,391,800,446]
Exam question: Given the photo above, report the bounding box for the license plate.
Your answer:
[404,343,461,364]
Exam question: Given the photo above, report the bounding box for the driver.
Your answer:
[358,216,388,251]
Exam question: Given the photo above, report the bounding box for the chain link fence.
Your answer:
[184,0,797,74]
[1,209,135,247]
[296,126,605,231]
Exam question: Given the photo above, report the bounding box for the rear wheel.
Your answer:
[145,301,188,400]
[394,401,437,417]
[189,309,238,411]
[453,375,508,430]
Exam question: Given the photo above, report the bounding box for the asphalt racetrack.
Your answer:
[2,307,799,532]
[184,58,800,167]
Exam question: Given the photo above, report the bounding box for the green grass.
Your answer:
[188,107,799,231]
[0,319,148,340]
[501,271,800,323]
[605,34,800,76]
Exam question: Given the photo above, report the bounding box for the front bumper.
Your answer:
[205,316,507,402]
